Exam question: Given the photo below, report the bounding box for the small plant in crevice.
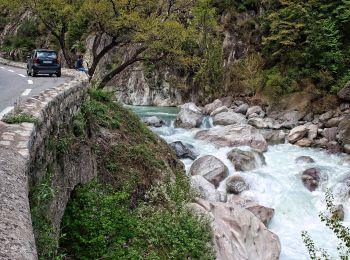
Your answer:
[302,189,350,259]
[2,112,38,124]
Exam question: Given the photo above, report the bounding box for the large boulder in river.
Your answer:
[301,168,321,192]
[288,125,308,144]
[337,115,350,145]
[338,81,350,102]
[234,103,249,115]
[227,148,266,171]
[189,155,229,187]
[227,196,275,227]
[210,106,229,117]
[143,116,164,127]
[261,130,286,144]
[191,175,221,202]
[226,175,249,194]
[247,106,265,118]
[213,110,247,126]
[169,141,196,160]
[174,103,204,128]
[248,117,282,129]
[204,99,223,115]
[195,124,268,152]
[192,199,281,260]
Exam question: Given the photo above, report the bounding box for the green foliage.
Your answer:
[302,189,350,259]
[60,175,214,259]
[263,66,296,99]
[2,112,38,124]
[29,166,59,259]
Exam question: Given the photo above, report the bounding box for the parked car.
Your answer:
[27,49,61,77]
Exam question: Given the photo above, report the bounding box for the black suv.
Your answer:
[27,49,61,77]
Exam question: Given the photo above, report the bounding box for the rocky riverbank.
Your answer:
[141,85,350,259]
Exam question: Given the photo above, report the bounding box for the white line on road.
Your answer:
[18,74,26,78]
[28,80,33,85]
[0,106,14,120]
[8,69,14,73]
[0,67,4,69]
[21,89,32,96]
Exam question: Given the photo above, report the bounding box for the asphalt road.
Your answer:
[0,64,71,118]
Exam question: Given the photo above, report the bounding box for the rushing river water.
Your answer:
[130,105,350,260]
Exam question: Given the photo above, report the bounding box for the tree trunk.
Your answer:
[97,46,147,89]
[88,34,118,77]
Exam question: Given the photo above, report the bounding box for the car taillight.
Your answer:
[34,58,40,64]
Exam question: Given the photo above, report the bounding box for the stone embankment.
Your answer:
[0,58,92,259]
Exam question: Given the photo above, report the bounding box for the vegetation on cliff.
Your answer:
[29,88,213,259]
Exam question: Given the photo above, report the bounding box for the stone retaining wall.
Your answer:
[0,58,91,259]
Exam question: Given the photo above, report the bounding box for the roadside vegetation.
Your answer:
[29,89,214,259]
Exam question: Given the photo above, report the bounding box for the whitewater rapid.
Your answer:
[131,105,350,259]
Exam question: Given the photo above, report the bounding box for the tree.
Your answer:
[80,0,195,88]
[302,190,350,259]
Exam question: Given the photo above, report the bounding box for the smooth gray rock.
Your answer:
[213,110,247,126]
[247,106,264,118]
[195,124,268,152]
[338,81,350,102]
[189,155,229,187]
[174,103,204,128]
[227,148,266,171]
[191,175,221,202]
[204,99,223,115]
[210,106,229,117]
[226,175,249,194]
[288,125,308,144]
[234,103,249,115]
[337,115,350,145]
[301,168,321,192]
[193,199,281,260]
[143,116,164,127]
[261,130,286,144]
[169,141,196,160]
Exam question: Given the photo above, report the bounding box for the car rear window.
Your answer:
[37,51,57,59]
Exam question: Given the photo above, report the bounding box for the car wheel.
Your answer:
[31,69,37,77]
[56,71,61,77]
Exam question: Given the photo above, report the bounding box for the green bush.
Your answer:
[60,176,214,259]
[263,67,296,99]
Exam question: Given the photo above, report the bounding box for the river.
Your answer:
[130,105,350,259]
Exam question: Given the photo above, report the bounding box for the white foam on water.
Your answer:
[132,105,350,259]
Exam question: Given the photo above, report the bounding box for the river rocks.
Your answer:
[338,81,350,102]
[325,117,342,128]
[301,168,321,192]
[142,116,164,127]
[174,103,204,128]
[204,99,223,115]
[234,103,249,115]
[169,141,196,160]
[190,175,221,202]
[337,115,350,146]
[195,124,268,152]
[332,204,345,221]
[323,127,338,141]
[248,117,281,129]
[213,110,247,126]
[345,144,350,154]
[261,130,286,144]
[247,106,265,118]
[227,148,266,171]
[189,155,229,187]
[295,156,315,164]
[193,199,281,260]
[319,111,334,123]
[220,96,233,108]
[288,125,308,144]
[210,106,229,117]
[226,176,249,194]
[246,205,275,227]
[295,138,312,147]
[307,124,318,141]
